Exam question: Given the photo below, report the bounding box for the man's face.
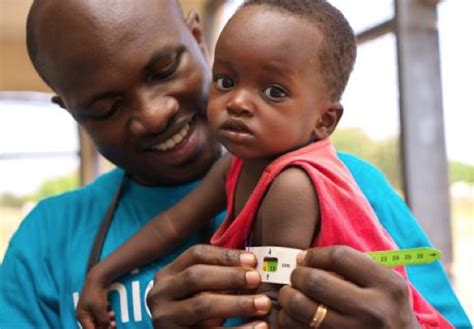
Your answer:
[207,6,335,159]
[37,0,220,185]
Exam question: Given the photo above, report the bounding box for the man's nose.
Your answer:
[129,94,179,136]
[226,90,255,117]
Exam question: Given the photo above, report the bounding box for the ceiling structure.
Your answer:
[0,0,214,92]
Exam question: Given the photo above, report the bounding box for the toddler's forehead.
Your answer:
[217,7,322,66]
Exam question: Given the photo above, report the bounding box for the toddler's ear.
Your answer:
[51,95,66,109]
[313,103,343,140]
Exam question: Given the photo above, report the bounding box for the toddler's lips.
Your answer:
[221,119,251,134]
[220,119,253,143]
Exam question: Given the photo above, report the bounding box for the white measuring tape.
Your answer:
[246,246,301,284]
[246,246,441,285]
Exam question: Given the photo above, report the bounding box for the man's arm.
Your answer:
[338,152,471,328]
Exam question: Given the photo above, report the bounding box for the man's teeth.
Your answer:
[153,124,190,151]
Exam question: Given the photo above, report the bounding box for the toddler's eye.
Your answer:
[263,85,288,101]
[215,76,235,90]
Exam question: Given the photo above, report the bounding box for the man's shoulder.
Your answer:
[336,152,393,188]
[37,168,123,208]
[9,169,123,244]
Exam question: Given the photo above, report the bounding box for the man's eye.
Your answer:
[149,54,180,81]
[150,62,178,81]
[87,99,122,121]
[263,85,288,101]
[99,100,122,120]
[214,76,235,90]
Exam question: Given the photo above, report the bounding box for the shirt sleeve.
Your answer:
[1,202,62,328]
[338,152,472,329]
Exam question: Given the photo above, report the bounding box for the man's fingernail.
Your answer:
[254,322,268,329]
[245,271,260,287]
[240,253,256,266]
[296,250,307,264]
[254,296,271,312]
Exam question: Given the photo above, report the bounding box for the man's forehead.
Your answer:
[38,0,184,30]
[34,0,190,101]
[36,1,186,68]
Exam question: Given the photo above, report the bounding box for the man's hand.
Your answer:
[277,246,421,329]
[146,244,271,329]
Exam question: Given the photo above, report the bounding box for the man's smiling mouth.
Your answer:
[148,122,191,152]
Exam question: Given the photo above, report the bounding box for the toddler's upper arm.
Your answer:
[256,166,320,249]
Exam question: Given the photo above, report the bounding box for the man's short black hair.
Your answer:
[26,0,51,87]
[241,0,356,101]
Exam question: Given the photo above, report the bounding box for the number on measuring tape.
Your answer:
[367,247,441,267]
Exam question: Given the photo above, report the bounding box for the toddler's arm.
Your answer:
[252,167,320,328]
[76,155,231,328]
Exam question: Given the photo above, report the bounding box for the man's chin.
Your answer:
[129,163,209,186]
[128,146,220,186]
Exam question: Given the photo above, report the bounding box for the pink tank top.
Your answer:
[210,138,452,328]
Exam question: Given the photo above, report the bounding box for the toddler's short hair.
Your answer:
[241,0,356,101]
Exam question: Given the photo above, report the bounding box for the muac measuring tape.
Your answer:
[246,246,441,285]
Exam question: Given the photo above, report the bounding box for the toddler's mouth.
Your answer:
[221,119,251,134]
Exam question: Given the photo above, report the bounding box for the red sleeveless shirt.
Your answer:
[211,138,452,328]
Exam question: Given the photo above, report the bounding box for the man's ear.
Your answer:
[51,95,66,109]
[185,10,209,58]
[313,102,343,140]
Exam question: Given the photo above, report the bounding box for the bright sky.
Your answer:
[0,0,473,195]
[0,93,79,194]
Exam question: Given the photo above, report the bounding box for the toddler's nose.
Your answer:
[226,90,255,117]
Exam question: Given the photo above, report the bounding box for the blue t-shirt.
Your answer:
[1,154,471,328]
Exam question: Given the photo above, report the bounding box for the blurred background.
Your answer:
[0,0,472,321]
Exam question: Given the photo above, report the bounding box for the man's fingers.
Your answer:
[278,286,355,329]
[235,320,269,329]
[277,309,354,329]
[289,266,365,314]
[151,294,271,327]
[298,246,395,287]
[153,265,261,300]
[162,245,256,275]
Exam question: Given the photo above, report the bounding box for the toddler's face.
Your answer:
[207,5,334,160]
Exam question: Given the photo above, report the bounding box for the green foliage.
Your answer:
[449,162,474,184]
[333,128,403,190]
[0,173,79,208]
[29,173,79,202]
[333,128,474,189]
[332,127,376,160]
[0,193,28,208]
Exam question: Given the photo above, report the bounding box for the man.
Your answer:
[1,0,469,328]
